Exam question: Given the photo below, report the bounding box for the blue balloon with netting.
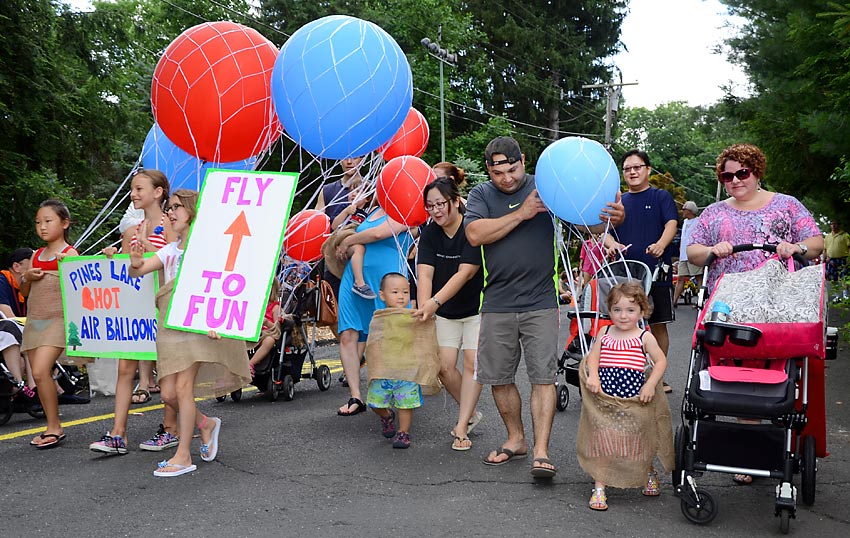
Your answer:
[535,137,621,226]
[271,15,413,159]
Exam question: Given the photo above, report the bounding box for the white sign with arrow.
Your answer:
[164,169,298,340]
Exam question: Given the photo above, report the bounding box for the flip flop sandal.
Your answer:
[530,457,558,478]
[131,389,151,405]
[482,447,528,466]
[337,397,366,416]
[31,433,66,449]
[199,417,221,462]
[451,436,472,451]
[466,411,483,435]
[153,460,197,477]
[147,384,161,394]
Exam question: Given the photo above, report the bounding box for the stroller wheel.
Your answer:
[681,488,717,525]
[673,424,690,485]
[267,376,280,402]
[230,388,242,402]
[315,365,332,391]
[281,374,295,401]
[779,508,791,534]
[556,384,569,411]
[800,435,817,506]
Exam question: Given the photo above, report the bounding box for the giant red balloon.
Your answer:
[378,107,429,160]
[283,210,330,262]
[151,21,282,162]
[376,156,436,226]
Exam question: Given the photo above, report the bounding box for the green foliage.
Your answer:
[720,0,850,218]
[614,101,743,207]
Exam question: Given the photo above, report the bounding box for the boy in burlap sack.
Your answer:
[577,282,674,511]
[364,272,440,449]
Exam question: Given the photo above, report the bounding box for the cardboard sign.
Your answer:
[59,254,159,360]
[165,169,297,340]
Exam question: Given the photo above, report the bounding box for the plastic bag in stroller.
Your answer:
[675,244,826,533]
[556,259,652,411]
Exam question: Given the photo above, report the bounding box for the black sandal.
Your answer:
[337,397,366,416]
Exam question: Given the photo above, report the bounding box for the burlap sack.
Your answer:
[155,281,251,398]
[576,358,675,488]
[246,322,282,351]
[364,307,441,395]
[321,224,357,279]
[21,271,66,351]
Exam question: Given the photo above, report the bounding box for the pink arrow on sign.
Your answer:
[224,211,251,271]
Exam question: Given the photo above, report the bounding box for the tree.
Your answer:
[67,321,82,349]
[720,0,850,218]
[614,101,744,207]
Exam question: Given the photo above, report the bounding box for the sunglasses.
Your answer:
[719,168,752,183]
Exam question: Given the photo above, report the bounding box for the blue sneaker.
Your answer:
[89,433,128,455]
[139,424,180,451]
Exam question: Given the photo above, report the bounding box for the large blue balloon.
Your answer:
[141,124,257,190]
[535,137,621,225]
[271,15,413,159]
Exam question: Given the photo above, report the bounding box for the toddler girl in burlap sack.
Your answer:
[578,282,674,511]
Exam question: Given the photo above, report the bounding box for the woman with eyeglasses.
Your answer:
[412,177,485,451]
[687,143,823,294]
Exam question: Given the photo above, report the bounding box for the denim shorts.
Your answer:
[366,379,423,409]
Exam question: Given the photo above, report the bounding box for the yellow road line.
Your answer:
[1,359,343,442]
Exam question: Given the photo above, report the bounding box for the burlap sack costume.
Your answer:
[577,357,675,488]
[364,307,441,395]
[21,271,65,351]
[155,280,251,398]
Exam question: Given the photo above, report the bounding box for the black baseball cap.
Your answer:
[485,136,522,166]
[9,248,33,266]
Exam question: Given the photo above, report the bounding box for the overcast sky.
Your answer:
[612,0,750,109]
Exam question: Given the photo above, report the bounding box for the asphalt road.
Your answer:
[2,304,849,538]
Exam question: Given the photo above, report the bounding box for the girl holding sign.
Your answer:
[129,189,250,477]
[20,200,79,448]
[91,169,179,456]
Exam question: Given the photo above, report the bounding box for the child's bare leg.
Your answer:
[23,351,35,389]
[249,336,276,367]
[138,359,156,391]
[350,244,367,287]
[2,345,25,383]
[29,346,64,444]
[397,408,413,433]
[110,359,138,438]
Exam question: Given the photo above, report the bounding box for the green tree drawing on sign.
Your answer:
[67,322,82,350]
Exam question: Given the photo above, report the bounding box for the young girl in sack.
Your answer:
[577,282,674,511]
[129,189,250,477]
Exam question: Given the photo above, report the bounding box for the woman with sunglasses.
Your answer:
[412,177,485,451]
[687,143,823,294]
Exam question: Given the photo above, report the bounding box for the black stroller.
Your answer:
[674,244,825,533]
[218,274,332,403]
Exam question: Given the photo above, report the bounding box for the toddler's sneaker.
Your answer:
[380,410,396,438]
[140,424,180,451]
[89,433,128,455]
[352,283,377,300]
[392,431,411,449]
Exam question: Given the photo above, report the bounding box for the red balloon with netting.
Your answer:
[378,107,429,160]
[283,210,331,262]
[376,156,436,226]
[151,21,282,163]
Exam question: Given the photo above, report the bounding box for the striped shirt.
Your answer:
[598,331,647,371]
[130,214,167,251]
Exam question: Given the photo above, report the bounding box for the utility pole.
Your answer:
[582,79,638,150]
[421,28,457,163]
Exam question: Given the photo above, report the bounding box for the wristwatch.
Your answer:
[797,243,808,255]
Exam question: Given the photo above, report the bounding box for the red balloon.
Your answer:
[378,107,430,160]
[151,22,282,162]
[376,156,436,226]
[284,210,330,262]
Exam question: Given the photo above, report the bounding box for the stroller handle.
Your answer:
[703,243,808,268]
[697,244,808,309]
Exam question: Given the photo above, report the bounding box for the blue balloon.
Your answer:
[271,15,413,159]
[535,137,621,225]
[141,124,257,190]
